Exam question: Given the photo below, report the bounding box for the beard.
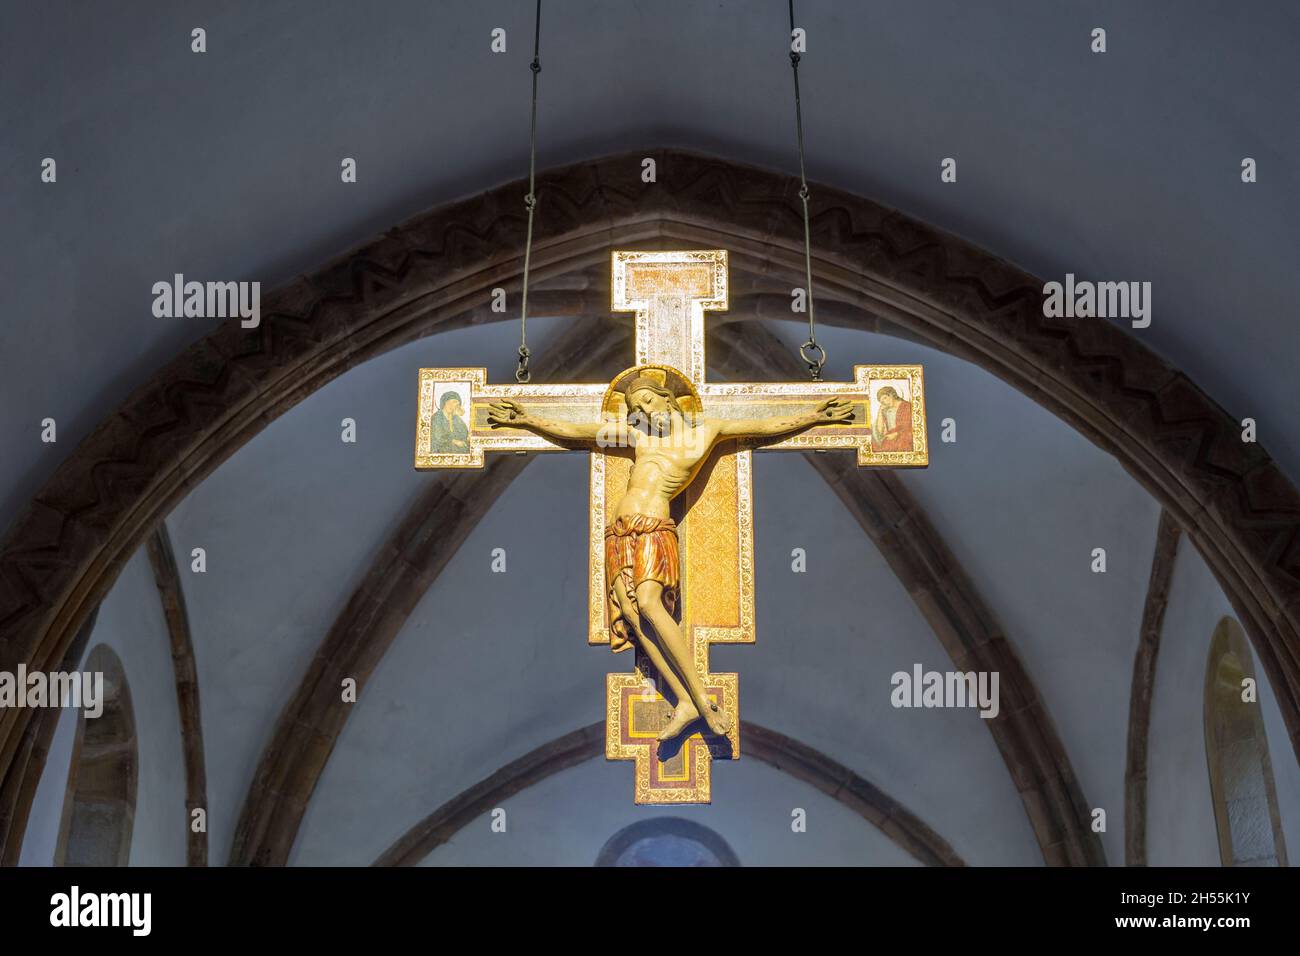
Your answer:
[629,409,674,436]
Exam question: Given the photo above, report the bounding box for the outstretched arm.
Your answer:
[487,400,635,445]
[715,398,855,440]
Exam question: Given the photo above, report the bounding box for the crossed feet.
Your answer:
[657,699,733,741]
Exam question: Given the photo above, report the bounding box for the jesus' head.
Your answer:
[623,376,684,434]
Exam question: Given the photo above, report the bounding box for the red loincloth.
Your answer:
[604,514,679,653]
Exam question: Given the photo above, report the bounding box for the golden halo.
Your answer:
[601,365,702,417]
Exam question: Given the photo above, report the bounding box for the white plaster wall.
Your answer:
[296,339,1039,865]
[768,321,1161,865]
[1260,640,1300,859]
[1147,536,1300,865]
[294,434,1039,864]
[166,315,576,864]
[19,549,187,865]
[292,445,607,865]
[740,450,1037,865]
[4,0,1299,551]
[18,692,77,866]
[422,756,920,867]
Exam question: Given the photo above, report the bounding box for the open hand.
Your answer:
[814,398,855,424]
[487,400,530,428]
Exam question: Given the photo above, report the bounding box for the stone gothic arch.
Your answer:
[3,150,1299,864]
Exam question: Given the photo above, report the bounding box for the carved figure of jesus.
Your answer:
[487,374,853,742]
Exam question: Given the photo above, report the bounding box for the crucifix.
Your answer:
[415,249,927,803]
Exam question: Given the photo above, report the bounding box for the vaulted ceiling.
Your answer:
[4,1,1298,866]
[5,0,1298,531]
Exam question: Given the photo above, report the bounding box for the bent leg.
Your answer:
[611,573,692,715]
[635,580,733,737]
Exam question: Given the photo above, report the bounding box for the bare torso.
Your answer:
[614,420,717,519]
[483,391,853,744]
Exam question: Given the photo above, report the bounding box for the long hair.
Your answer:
[623,377,690,434]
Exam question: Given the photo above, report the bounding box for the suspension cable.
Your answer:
[516,0,542,383]
[788,0,824,380]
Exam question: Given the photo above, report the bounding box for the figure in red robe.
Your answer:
[873,386,913,452]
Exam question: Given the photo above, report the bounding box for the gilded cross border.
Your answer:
[416,250,926,803]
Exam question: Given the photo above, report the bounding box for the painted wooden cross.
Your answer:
[415,249,927,803]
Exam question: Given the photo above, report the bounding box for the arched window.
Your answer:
[1203,618,1288,867]
[54,645,137,866]
[595,817,740,867]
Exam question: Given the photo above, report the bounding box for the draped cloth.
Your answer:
[429,410,469,453]
[604,514,680,653]
[873,400,913,452]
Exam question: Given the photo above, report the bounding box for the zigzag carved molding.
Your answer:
[1,150,1298,861]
